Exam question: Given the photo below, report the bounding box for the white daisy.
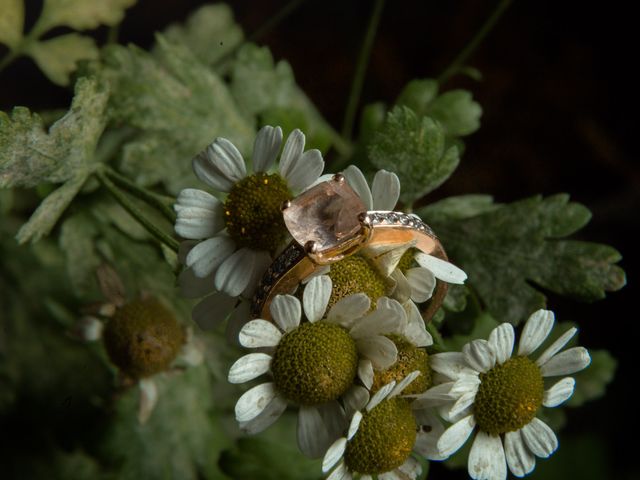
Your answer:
[431,309,592,480]
[228,275,407,458]
[322,372,448,480]
[175,125,324,298]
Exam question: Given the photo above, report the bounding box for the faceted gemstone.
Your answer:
[283,180,366,252]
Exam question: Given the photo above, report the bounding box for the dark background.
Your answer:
[1,1,637,478]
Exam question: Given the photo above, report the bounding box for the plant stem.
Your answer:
[437,0,513,85]
[341,0,385,141]
[0,50,20,73]
[96,170,180,253]
[103,166,176,223]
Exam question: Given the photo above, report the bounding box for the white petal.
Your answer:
[239,319,282,348]
[539,347,591,377]
[214,247,258,297]
[285,149,325,192]
[390,370,421,398]
[521,418,558,458]
[504,430,535,477]
[368,244,409,277]
[414,252,467,284]
[350,303,401,340]
[186,236,235,278]
[270,294,301,332]
[398,456,422,478]
[378,471,403,480]
[278,129,305,178]
[410,382,455,409]
[78,316,104,341]
[193,137,246,192]
[174,189,224,239]
[403,300,433,347]
[226,300,251,346]
[343,165,373,210]
[449,390,479,419]
[468,431,507,480]
[327,293,370,328]
[488,323,515,365]
[343,385,369,416]
[178,266,215,299]
[371,169,400,211]
[191,292,236,330]
[298,406,327,458]
[518,309,555,356]
[367,381,397,411]
[430,352,477,380]
[463,339,496,373]
[357,359,374,390]
[347,411,363,440]
[318,401,348,448]
[535,326,578,367]
[450,374,481,397]
[323,438,347,472]
[235,382,279,422]
[327,461,351,480]
[228,353,272,384]
[239,395,287,434]
[406,267,437,303]
[303,275,332,322]
[252,125,283,172]
[241,250,272,298]
[413,409,446,461]
[390,270,411,304]
[356,336,398,370]
[543,377,576,407]
[437,415,476,458]
[138,378,158,425]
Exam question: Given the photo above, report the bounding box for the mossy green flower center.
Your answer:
[345,398,416,474]
[224,172,291,252]
[271,322,357,405]
[103,298,185,379]
[328,255,388,309]
[372,335,432,395]
[397,248,417,273]
[474,356,544,435]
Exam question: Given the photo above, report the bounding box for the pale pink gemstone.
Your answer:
[283,180,366,251]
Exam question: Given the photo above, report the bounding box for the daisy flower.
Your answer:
[227,275,408,458]
[431,309,592,480]
[175,125,324,298]
[322,372,448,480]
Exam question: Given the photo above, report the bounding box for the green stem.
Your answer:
[103,166,176,223]
[437,0,513,85]
[96,170,180,252]
[0,49,20,73]
[341,0,385,141]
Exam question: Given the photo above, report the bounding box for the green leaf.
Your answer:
[38,0,136,31]
[220,413,322,480]
[441,311,500,352]
[1,75,109,187]
[567,349,617,407]
[16,172,89,243]
[161,3,244,67]
[230,44,338,154]
[25,33,99,86]
[396,79,482,137]
[423,195,627,324]
[1,76,109,242]
[0,0,24,49]
[368,106,460,204]
[420,194,499,224]
[443,284,469,312]
[103,35,254,194]
[101,366,231,480]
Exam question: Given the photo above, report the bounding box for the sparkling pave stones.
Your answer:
[283,177,367,259]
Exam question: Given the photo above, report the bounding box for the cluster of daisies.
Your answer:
[173,126,592,480]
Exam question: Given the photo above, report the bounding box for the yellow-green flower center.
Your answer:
[224,172,291,252]
[372,335,432,395]
[345,397,416,474]
[103,298,185,379]
[474,356,544,435]
[271,322,358,405]
[397,248,417,273]
[327,255,389,309]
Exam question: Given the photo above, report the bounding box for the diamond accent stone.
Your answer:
[283,180,366,253]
